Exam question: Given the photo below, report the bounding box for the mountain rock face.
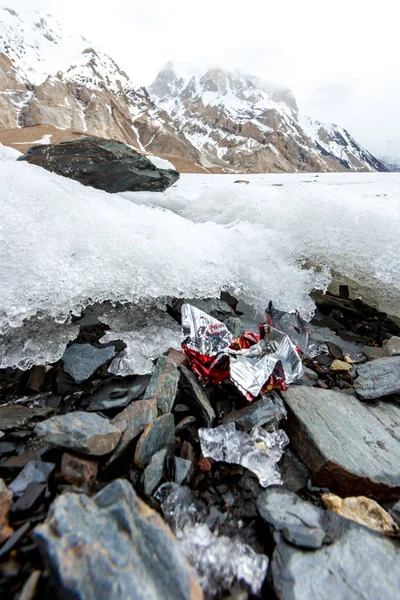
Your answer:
[0,7,200,164]
[149,63,387,173]
[0,7,387,173]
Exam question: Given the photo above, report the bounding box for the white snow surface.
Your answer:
[1,162,400,369]
[147,155,176,170]
[0,143,21,161]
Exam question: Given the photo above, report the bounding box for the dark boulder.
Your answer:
[17,136,180,192]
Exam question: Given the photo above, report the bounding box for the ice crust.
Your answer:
[99,306,181,375]
[1,162,400,369]
[156,483,269,595]
[199,422,289,487]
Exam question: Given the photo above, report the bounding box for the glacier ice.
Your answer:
[99,305,181,375]
[199,422,289,487]
[1,160,400,369]
[155,482,269,596]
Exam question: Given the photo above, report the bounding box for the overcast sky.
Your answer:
[6,0,400,158]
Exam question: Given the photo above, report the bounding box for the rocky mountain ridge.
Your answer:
[0,6,387,173]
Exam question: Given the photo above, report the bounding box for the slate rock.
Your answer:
[18,136,180,192]
[175,416,196,433]
[62,343,115,384]
[0,442,17,457]
[279,449,309,493]
[179,366,215,427]
[294,366,318,387]
[61,453,98,487]
[143,356,180,414]
[270,519,400,600]
[106,399,158,467]
[142,449,167,496]
[11,482,46,514]
[354,355,400,399]
[221,392,286,431]
[87,375,150,412]
[0,405,53,431]
[283,387,400,500]
[174,457,192,485]
[223,316,246,338]
[34,412,122,456]
[257,488,327,549]
[33,479,202,600]
[134,414,175,468]
[9,461,55,497]
[383,336,400,357]
[0,521,30,560]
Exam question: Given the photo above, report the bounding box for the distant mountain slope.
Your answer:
[0,7,388,173]
[149,63,388,173]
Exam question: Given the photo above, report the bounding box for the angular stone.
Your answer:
[223,316,245,338]
[383,336,400,357]
[9,460,55,497]
[62,343,115,383]
[175,416,196,433]
[0,405,53,431]
[257,488,327,549]
[283,387,400,500]
[179,366,215,427]
[363,345,384,360]
[330,359,351,372]
[106,399,158,467]
[270,519,400,600]
[295,366,318,387]
[33,479,202,600]
[142,448,167,496]
[134,414,175,468]
[0,479,13,543]
[0,521,30,560]
[18,570,41,600]
[61,453,98,487]
[322,493,399,536]
[11,482,46,514]
[174,458,192,485]
[143,356,180,414]
[18,137,180,192]
[34,412,122,456]
[167,348,188,368]
[87,375,150,412]
[221,392,286,431]
[0,442,16,457]
[354,356,400,399]
[27,365,46,391]
[279,449,309,493]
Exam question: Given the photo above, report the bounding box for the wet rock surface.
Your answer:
[17,136,180,192]
[34,479,202,600]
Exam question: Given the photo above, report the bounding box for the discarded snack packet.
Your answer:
[266,300,309,354]
[181,303,304,400]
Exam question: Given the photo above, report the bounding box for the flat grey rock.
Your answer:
[87,376,150,412]
[144,356,179,414]
[174,457,192,485]
[283,386,400,500]
[179,366,215,427]
[142,448,167,496]
[271,520,400,600]
[9,460,55,497]
[221,392,286,431]
[134,414,175,468]
[354,356,400,400]
[0,405,54,431]
[106,399,158,467]
[34,411,122,456]
[62,343,115,383]
[34,479,202,600]
[257,488,326,549]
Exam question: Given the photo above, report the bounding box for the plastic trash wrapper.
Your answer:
[181,303,305,400]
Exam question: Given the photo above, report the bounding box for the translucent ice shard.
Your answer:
[199,422,289,487]
[155,483,268,596]
[99,306,181,375]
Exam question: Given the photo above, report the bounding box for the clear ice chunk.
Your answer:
[199,422,289,487]
[99,306,181,375]
[155,482,269,596]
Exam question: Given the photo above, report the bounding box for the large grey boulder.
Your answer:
[17,136,180,192]
[283,387,400,500]
[34,411,122,456]
[34,479,203,600]
[354,356,400,399]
